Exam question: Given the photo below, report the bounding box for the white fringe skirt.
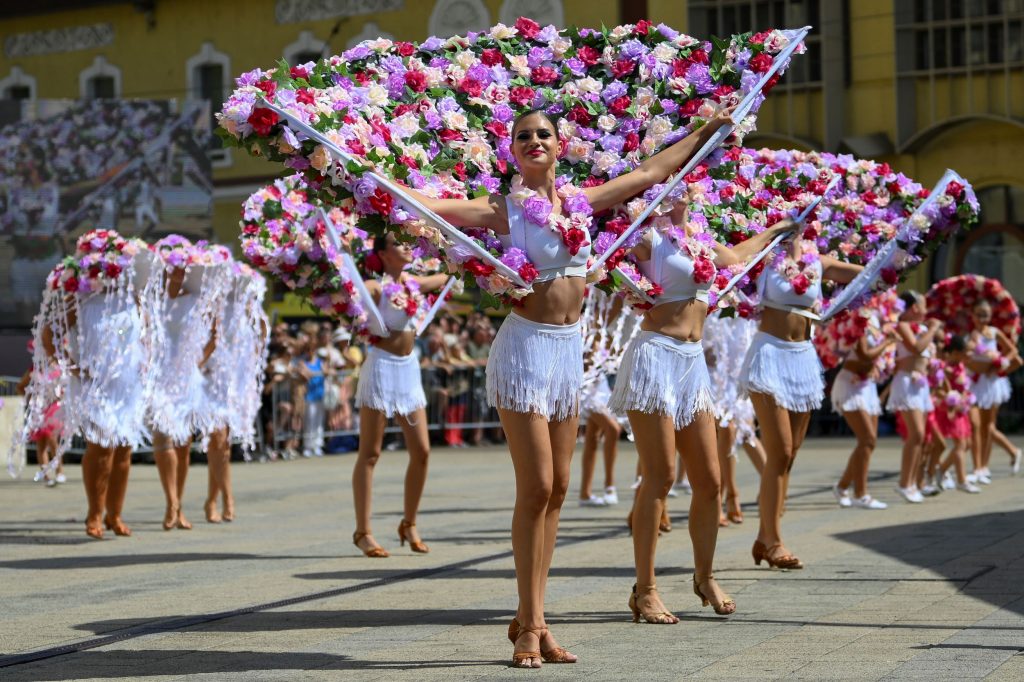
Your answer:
[831,369,882,415]
[972,373,1011,409]
[148,366,212,447]
[886,370,933,413]
[609,332,714,430]
[355,346,427,418]
[486,312,582,421]
[580,374,613,420]
[739,332,824,412]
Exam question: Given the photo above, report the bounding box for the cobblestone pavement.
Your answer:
[1,436,1022,680]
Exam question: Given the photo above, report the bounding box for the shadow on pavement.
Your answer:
[0,553,341,570]
[292,565,690,581]
[833,509,1024,616]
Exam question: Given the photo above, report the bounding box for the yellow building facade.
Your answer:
[2,0,1022,312]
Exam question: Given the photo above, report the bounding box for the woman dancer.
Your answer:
[403,106,737,666]
[887,292,942,504]
[351,234,448,557]
[704,310,766,525]
[204,264,269,522]
[150,237,220,531]
[577,375,622,507]
[967,299,1021,483]
[831,318,895,510]
[16,349,65,487]
[609,200,792,623]
[32,231,154,537]
[741,234,861,568]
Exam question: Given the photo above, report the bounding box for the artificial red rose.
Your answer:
[404,70,427,92]
[881,267,899,285]
[396,41,416,57]
[679,98,702,116]
[88,264,102,278]
[247,108,279,136]
[648,283,664,297]
[509,85,536,106]
[289,65,309,80]
[862,190,877,204]
[728,230,749,244]
[63,277,78,293]
[750,31,770,45]
[530,66,559,85]
[762,73,781,94]
[737,301,755,318]
[460,78,483,97]
[605,215,631,235]
[465,258,495,277]
[256,80,277,98]
[609,95,632,117]
[496,159,509,174]
[581,176,605,188]
[918,188,930,198]
[684,164,707,183]
[352,71,370,85]
[346,138,366,155]
[749,53,773,73]
[611,58,636,78]
[103,263,122,278]
[296,88,315,105]
[453,162,468,181]
[622,132,639,152]
[712,84,736,98]
[393,103,417,117]
[749,196,768,210]
[364,252,384,274]
[566,104,592,126]
[634,19,653,35]
[565,225,589,254]
[946,181,964,198]
[484,120,509,139]
[878,162,892,175]
[749,260,766,280]
[515,16,541,39]
[398,154,419,170]
[368,189,393,216]
[576,45,601,66]
[803,224,819,240]
[519,262,539,282]
[843,210,858,226]
[438,128,462,143]
[692,258,715,284]
[481,48,504,66]
[404,299,419,317]
[369,117,391,143]
[689,48,709,64]
[791,273,810,295]
[672,59,689,77]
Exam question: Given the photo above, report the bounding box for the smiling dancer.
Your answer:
[403,106,737,667]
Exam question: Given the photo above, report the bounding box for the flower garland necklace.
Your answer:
[655,217,717,285]
[770,238,820,295]
[381,273,424,318]
[509,175,593,256]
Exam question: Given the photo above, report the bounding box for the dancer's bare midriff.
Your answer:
[513,277,586,326]
[760,307,813,342]
[640,299,708,342]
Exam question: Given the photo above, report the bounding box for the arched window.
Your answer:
[0,66,37,100]
[186,42,231,166]
[284,30,326,66]
[931,184,1024,301]
[79,56,121,99]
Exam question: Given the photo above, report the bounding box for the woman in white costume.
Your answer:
[351,234,448,558]
[887,292,943,504]
[203,260,269,522]
[831,315,895,509]
[149,236,222,531]
[403,107,738,666]
[29,230,157,538]
[740,236,861,568]
[966,299,1021,482]
[703,311,766,526]
[609,200,791,623]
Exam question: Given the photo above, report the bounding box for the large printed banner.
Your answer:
[0,98,214,328]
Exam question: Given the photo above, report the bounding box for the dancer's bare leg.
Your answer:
[717,422,740,523]
[174,441,192,529]
[991,426,1018,461]
[742,435,766,476]
[397,408,430,546]
[598,412,621,490]
[104,446,132,535]
[352,406,388,553]
[154,432,180,530]
[578,416,599,499]
[897,410,926,489]
[82,442,114,537]
[838,410,877,498]
[205,428,229,523]
[678,412,728,605]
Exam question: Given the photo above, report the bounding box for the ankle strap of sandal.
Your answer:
[634,583,659,593]
[693,573,716,583]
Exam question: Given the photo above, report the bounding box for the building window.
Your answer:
[689,0,823,86]
[6,85,31,100]
[79,56,121,99]
[898,0,1024,74]
[186,42,232,166]
[86,75,116,99]
[283,30,326,67]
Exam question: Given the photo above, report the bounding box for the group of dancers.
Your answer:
[18,230,268,538]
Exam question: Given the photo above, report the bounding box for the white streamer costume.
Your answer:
[17,242,161,473]
[609,228,715,428]
[148,256,228,445]
[704,312,759,445]
[486,197,590,420]
[740,260,825,412]
[205,265,270,449]
[579,289,641,423]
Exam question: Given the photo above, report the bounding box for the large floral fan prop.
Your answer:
[218,18,808,305]
[926,274,1021,341]
[813,289,902,380]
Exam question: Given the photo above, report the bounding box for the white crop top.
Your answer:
[637,229,710,304]
[758,259,823,320]
[379,290,419,333]
[896,325,933,360]
[499,196,590,282]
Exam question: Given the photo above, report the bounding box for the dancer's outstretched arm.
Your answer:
[583,107,736,213]
[711,220,796,267]
[821,256,863,285]
[398,189,507,232]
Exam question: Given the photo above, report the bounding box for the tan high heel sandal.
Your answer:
[353,531,389,558]
[511,626,544,669]
[693,574,736,615]
[628,583,679,624]
[752,540,803,569]
[204,500,222,524]
[397,519,429,553]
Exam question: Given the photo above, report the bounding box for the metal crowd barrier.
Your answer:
[267,364,503,454]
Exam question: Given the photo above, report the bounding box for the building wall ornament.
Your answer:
[428,0,490,38]
[4,23,114,59]
[346,22,396,49]
[275,0,404,25]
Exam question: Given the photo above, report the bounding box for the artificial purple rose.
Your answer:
[527,46,554,68]
[492,103,514,123]
[343,45,372,61]
[235,68,264,87]
[563,193,593,216]
[686,63,714,94]
[619,39,649,60]
[601,81,628,103]
[593,231,616,254]
[565,58,586,76]
[500,247,528,270]
[521,196,553,226]
[353,176,377,200]
[599,133,625,154]
[420,36,443,52]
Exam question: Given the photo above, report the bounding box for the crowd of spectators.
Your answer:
[260,310,503,459]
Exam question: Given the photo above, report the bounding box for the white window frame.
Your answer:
[186,41,232,167]
[79,55,122,99]
[0,66,37,99]
[283,30,326,65]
